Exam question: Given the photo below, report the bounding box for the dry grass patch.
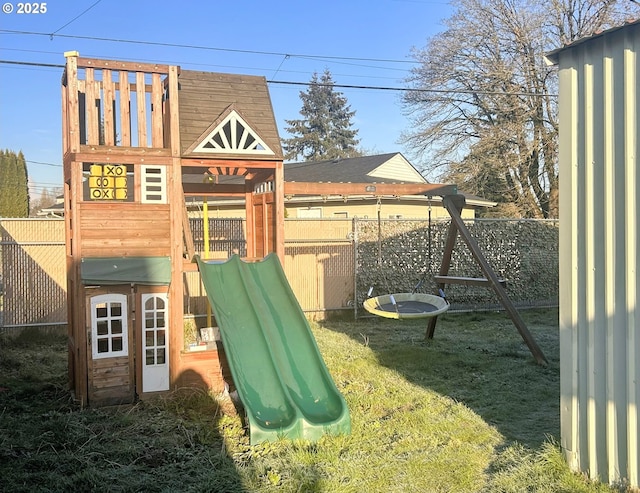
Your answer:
[0,310,631,492]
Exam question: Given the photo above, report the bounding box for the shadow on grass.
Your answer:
[0,334,248,493]
[321,308,560,450]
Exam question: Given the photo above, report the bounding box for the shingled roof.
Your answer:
[284,153,426,184]
[177,70,283,159]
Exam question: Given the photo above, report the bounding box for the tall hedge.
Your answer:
[0,150,29,217]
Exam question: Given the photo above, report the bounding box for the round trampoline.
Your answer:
[363,293,449,320]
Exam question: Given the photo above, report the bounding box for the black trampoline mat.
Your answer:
[377,300,439,314]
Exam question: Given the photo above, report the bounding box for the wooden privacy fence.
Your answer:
[0,217,559,327]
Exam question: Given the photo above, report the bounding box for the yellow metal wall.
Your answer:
[556,21,639,488]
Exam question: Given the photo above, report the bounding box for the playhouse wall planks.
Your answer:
[550,20,639,488]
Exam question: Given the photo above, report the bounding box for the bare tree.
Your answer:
[402,0,637,218]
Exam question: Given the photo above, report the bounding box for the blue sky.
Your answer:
[0,0,453,197]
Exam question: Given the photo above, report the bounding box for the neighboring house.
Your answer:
[186,152,495,220]
[282,152,493,219]
[37,195,65,217]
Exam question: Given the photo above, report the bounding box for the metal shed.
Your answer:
[547,19,639,488]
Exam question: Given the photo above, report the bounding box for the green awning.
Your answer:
[81,257,171,285]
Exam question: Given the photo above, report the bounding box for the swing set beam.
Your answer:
[428,195,548,366]
[283,182,458,197]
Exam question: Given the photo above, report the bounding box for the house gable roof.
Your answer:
[178,70,283,159]
[284,153,426,184]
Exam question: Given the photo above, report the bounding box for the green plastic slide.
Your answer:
[196,254,351,444]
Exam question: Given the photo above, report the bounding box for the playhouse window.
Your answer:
[141,165,167,204]
[142,294,168,367]
[90,294,128,359]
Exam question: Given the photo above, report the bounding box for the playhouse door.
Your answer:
[88,292,134,406]
[141,293,169,392]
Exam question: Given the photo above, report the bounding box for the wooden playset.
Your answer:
[61,53,286,406]
[61,53,545,414]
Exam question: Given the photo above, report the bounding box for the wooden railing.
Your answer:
[62,54,179,155]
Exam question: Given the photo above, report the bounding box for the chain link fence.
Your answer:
[0,219,67,327]
[355,218,559,315]
[1,217,559,328]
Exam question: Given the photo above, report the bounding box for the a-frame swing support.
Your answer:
[427,194,548,366]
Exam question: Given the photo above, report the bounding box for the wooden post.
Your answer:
[425,195,461,339]
[166,65,184,387]
[274,162,285,261]
[203,197,212,326]
[181,193,195,261]
[119,70,131,146]
[245,185,255,258]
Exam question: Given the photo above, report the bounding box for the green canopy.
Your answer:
[81,257,171,286]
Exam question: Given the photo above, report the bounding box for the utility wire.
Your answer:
[49,0,104,38]
[27,160,63,168]
[271,54,290,81]
[270,79,557,97]
[0,59,63,69]
[1,29,417,65]
[0,59,557,97]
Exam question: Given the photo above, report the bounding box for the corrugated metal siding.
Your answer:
[557,22,639,488]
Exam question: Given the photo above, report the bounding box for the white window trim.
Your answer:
[140,165,167,204]
[193,110,274,155]
[141,293,169,366]
[91,293,128,359]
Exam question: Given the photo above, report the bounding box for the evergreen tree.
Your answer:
[283,69,361,161]
[0,149,29,217]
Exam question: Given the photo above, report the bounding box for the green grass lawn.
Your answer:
[0,310,629,492]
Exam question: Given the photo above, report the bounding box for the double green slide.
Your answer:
[196,254,351,444]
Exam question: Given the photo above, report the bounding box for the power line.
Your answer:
[49,0,104,37]
[1,29,417,65]
[0,49,407,80]
[0,59,63,69]
[0,59,557,97]
[27,160,63,168]
[0,44,410,77]
[270,80,557,97]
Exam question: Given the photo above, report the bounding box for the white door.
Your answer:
[141,293,169,392]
